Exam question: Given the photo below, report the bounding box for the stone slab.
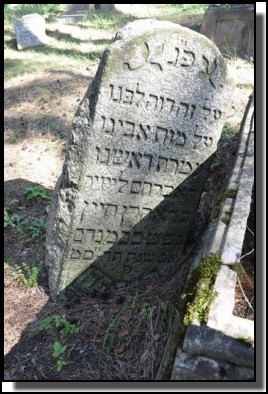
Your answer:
[46,19,234,299]
[221,132,254,265]
[183,324,254,368]
[171,348,254,380]
[200,4,254,59]
[14,13,49,50]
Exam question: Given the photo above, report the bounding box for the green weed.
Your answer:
[25,185,50,201]
[56,359,68,372]
[223,43,240,61]
[88,13,120,30]
[13,262,40,287]
[4,208,29,233]
[4,207,47,241]
[39,314,80,338]
[52,341,67,358]
[27,218,47,241]
[221,124,237,140]
[52,342,68,372]
[38,315,79,373]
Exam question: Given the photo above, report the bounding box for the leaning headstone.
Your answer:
[46,20,234,299]
[14,13,49,50]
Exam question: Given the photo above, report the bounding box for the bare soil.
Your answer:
[4,13,254,381]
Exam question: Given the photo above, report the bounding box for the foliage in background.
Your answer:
[4,4,210,80]
[4,4,63,23]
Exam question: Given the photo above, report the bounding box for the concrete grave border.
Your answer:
[157,96,254,380]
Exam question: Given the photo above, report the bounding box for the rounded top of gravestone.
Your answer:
[15,13,46,23]
[112,19,224,50]
[99,19,234,97]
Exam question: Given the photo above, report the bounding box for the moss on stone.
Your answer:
[209,191,226,221]
[237,336,254,347]
[180,253,222,326]
[232,262,245,278]
[209,186,238,221]
[221,212,231,225]
[225,186,238,198]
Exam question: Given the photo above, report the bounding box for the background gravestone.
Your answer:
[14,13,49,50]
[200,4,254,59]
[46,19,234,299]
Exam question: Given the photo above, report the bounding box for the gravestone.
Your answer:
[97,4,115,12]
[200,4,254,59]
[46,20,234,299]
[14,13,49,50]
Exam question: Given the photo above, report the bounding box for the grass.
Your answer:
[154,4,209,15]
[4,4,63,23]
[223,45,240,62]
[4,4,210,82]
[221,124,237,140]
[4,49,99,81]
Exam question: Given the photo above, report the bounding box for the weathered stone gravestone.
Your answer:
[14,13,49,50]
[200,4,254,59]
[46,20,234,299]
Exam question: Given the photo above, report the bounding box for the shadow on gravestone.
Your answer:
[57,158,213,299]
[46,19,234,300]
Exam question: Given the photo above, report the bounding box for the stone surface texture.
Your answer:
[171,348,254,381]
[14,13,48,50]
[46,19,233,299]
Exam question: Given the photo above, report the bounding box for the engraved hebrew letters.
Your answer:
[46,20,234,299]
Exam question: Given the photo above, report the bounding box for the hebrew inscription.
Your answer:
[46,20,234,299]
